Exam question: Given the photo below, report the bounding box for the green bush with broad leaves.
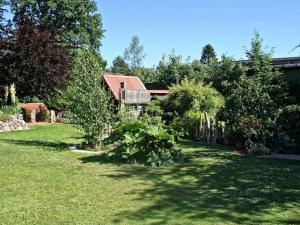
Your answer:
[108,119,181,167]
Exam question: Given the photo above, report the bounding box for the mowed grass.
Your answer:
[0,124,299,225]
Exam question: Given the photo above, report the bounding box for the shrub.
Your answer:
[277,104,300,153]
[108,119,181,166]
[275,132,296,153]
[21,108,31,122]
[36,105,50,122]
[248,141,271,156]
[162,79,224,139]
[235,115,263,148]
[0,105,21,115]
[20,96,41,103]
[0,113,12,122]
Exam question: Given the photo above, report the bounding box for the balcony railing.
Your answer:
[120,89,151,104]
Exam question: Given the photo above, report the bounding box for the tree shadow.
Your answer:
[1,139,70,151]
[79,142,300,224]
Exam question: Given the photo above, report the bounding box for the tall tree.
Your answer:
[123,35,145,69]
[200,44,216,64]
[67,49,112,150]
[224,32,287,147]
[0,20,70,100]
[10,0,103,50]
[0,0,7,37]
[110,55,130,75]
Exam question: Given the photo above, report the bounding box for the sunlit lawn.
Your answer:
[0,124,299,225]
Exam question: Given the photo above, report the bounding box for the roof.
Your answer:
[237,56,300,69]
[103,73,147,100]
[21,103,47,113]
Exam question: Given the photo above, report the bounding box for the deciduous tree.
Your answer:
[123,36,145,69]
[67,49,113,150]
[10,0,103,50]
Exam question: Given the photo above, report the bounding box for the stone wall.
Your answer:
[0,114,28,132]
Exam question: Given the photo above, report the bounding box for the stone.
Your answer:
[31,109,36,123]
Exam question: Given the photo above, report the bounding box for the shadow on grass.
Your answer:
[0,139,70,151]
[79,141,300,224]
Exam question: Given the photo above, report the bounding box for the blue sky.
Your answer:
[98,0,300,67]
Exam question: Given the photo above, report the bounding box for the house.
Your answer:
[102,73,170,116]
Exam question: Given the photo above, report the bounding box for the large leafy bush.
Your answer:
[108,119,181,166]
[162,79,224,139]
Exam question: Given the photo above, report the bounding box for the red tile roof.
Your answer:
[103,73,147,100]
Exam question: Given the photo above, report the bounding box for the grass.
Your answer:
[0,124,299,225]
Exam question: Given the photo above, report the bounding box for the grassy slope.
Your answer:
[0,124,299,225]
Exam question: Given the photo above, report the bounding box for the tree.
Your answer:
[123,35,145,69]
[67,49,113,150]
[0,0,5,37]
[0,20,70,100]
[110,55,130,75]
[200,44,216,64]
[224,32,287,147]
[10,0,103,50]
[155,51,212,86]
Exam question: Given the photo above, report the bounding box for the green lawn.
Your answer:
[0,124,299,225]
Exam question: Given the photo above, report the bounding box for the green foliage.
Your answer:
[162,79,224,138]
[67,49,113,149]
[200,44,217,64]
[224,32,288,147]
[236,115,263,149]
[115,106,135,124]
[275,132,296,153]
[36,105,50,122]
[109,119,181,166]
[0,104,21,115]
[277,104,300,153]
[45,90,69,111]
[145,100,163,117]
[0,113,12,122]
[110,56,130,75]
[123,36,145,69]
[155,51,212,86]
[11,0,103,50]
[209,55,245,96]
[21,108,30,122]
[20,96,41,103]
[248,141,271,156]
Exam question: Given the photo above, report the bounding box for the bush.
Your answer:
[248,141,271,156]
[20,96,41,103]
[108,119,182,166]
[0,105,21,115]
[277,104,300,153]
[0,113,12,122]
[21,108,31,122]
[275,132,296,153]
[36,105,50,122]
